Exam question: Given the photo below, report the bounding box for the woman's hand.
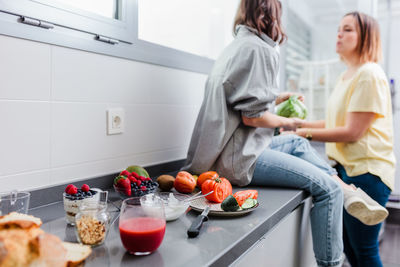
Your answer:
[275,92,304,105]
[282,118,304,131]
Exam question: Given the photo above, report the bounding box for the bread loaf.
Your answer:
[0,213,91,267]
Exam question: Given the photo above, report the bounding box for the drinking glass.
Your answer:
[0,190,30,216]
[119,195,166,255]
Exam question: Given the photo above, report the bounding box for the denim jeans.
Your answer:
[336,164,391,267]
[250,135,344,267]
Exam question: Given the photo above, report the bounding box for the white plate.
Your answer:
[189,197,259,217]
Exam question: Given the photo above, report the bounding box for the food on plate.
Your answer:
[173,171,196,193]
[233,190,259,206]
[0,212,91,267]
[197,171,219,188]
[114,168,158,198]
[276,95,308,119]
[156,175,175,191]
[220,195,240,212]
[63,184,100,225]
[126,165,150,178]
[221,190,259,212]
[241,198,258,209]
[201,177,232,203]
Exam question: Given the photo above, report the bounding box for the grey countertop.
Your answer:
[29,186,308,267]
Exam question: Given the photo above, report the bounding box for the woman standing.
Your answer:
[183,1,344,266]
[296,12,395,267]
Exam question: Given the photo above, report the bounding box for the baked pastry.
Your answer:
[0,212,92,267]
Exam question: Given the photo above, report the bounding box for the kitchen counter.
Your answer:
[29,186,310,267]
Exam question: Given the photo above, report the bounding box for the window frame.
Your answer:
[0,0,214,74]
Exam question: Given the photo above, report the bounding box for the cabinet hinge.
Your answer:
[95,35,119,45]
[20,16,54,29]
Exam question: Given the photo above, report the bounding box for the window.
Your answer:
[0,0,134,43]
[0,0,241,73]
[138,0,240,59]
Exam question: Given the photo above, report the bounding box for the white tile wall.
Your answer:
[0,35,207,191]
[0,36,51,100]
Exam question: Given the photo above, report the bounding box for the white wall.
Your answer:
[0,35,207,191]
[381,15,400,194]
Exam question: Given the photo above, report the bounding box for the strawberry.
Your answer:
[120,170,130,177]
[115,176,131,196]
[66,185,78,195]
[131,172,139,179]
[81,184,90,192]
[65,184,75,193]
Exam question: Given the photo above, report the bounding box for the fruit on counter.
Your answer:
[220,195,240,212]
[233,190,258,206]
[197,171,219,188]
[174,171,196,193]
[114,176,132,196]
[156,175,175,191]
[201,177,232,203]
[126,165,150,178]
[114,169,158,197]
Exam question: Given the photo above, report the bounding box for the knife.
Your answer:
[187,205,210,238]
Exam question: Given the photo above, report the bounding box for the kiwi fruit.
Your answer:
[156,175,175,191]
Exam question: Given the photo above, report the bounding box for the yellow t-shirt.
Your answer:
[326,62,396,190]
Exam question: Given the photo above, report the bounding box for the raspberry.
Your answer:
[81,184,90,192]
[128,176,137,183]
[145,177,151,181]
[65,184,75,193]
[120,170,130,177]
[136,180,142,186]
[139,176,146,181]
[140,186,147,191]
[66,185,78,195]
[131,172,139,179]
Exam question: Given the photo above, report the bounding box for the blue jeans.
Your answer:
[250,135,344,267]
[336,164,391,267]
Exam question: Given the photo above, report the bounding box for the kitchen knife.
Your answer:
[187,205,210,238]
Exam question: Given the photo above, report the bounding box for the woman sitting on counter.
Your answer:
[182,0,345,266]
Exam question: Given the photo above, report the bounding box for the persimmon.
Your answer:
[174,171,196,193]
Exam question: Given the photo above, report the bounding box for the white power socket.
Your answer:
[107,108,125,135]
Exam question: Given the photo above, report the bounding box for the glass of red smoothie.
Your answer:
[119,196,166,255]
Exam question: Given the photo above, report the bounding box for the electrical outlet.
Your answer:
[107,108,125,135]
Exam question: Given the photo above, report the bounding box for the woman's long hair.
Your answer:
[233,0,287,44]
[345,11,382,63]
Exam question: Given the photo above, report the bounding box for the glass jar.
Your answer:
[75,202,110,247]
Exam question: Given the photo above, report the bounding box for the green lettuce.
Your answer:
[276,95,308,119]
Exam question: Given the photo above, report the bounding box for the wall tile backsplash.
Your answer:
[0,35,206,191]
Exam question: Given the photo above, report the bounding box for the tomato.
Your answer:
[201,177,232,203]
[233,190,258,206]
[197,171,219,188]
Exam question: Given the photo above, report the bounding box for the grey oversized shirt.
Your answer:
[182,25,279,186]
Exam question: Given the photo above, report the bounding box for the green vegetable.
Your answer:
[276,96,308,119]
[241,198,258,209]
[221,195,240,212]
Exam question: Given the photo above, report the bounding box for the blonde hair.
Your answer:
[233,0,287,44]
[345,11,382,63]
